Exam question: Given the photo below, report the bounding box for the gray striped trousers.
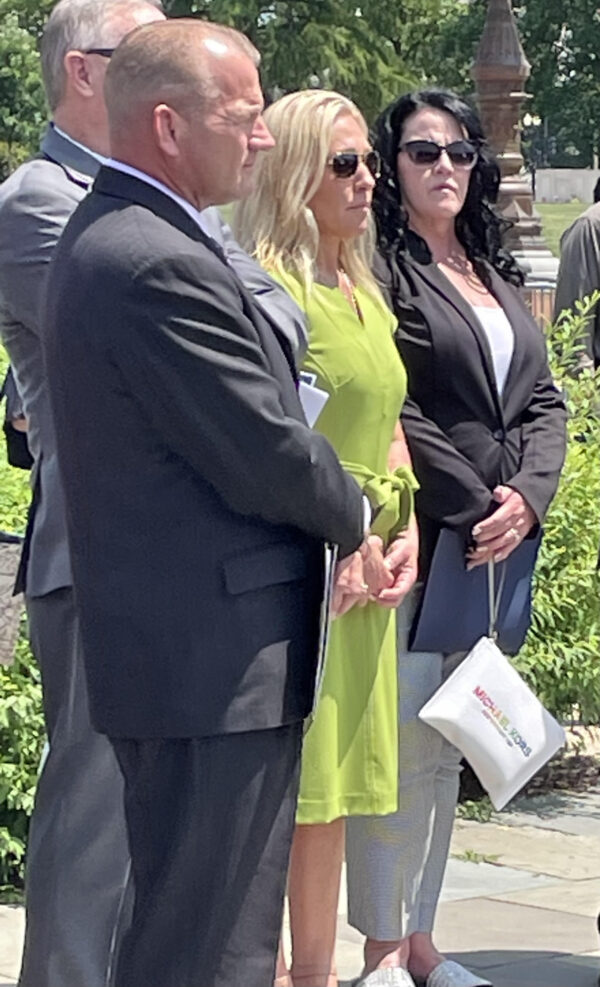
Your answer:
[345,594,464,939]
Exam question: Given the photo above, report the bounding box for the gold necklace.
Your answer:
[439,257,489,297]
[338,268,364,323]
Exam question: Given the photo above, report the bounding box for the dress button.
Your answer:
[492,428,505,442]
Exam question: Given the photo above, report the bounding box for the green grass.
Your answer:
[456,797,494,823]
[451,849,500,865]
[0,886,24,905]
[537,201,586,258]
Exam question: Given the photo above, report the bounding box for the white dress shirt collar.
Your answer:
[104,158,208,234]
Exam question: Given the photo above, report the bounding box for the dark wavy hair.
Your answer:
[371,88,524,288]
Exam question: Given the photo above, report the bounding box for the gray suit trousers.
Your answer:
[111,724,303,987]
[18,588,129,987]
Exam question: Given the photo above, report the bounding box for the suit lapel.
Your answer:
[234,279,299,385]
[93,167,301,399]
[412,260,504,420]
[40,124,100,182]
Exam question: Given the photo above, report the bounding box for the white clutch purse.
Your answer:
[419,560,566,810]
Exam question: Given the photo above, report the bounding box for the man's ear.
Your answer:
[63,51,95,99]
[154,104,185,159]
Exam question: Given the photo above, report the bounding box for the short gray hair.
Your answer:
[41,0,164,111]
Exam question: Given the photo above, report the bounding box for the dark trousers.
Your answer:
[111,723,303,987]
[19,588,130,987]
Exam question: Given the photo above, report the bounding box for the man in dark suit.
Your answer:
[44,18,369,987]
[0,3,310,986]
[0,4,165,985]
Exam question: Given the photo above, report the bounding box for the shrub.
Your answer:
[515,295,600,722]
[0,348,43,887]
[0,141,30,183]
[0,627,43,887]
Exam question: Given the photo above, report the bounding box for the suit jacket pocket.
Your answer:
[222,543,310,595]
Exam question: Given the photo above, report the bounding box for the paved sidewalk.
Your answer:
[2,788,599,987]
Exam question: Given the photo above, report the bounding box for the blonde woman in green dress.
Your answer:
[234,89,419,987]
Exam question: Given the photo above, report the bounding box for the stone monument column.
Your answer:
[471,0,558,285]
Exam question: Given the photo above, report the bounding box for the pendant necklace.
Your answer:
[338,268,364,323]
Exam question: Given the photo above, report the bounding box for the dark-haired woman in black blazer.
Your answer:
[345,89,566,987]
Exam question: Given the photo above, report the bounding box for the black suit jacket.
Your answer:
[376,250,567,573]
[44,167,364,738]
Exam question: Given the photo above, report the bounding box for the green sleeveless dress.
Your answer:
[273,270,418,823]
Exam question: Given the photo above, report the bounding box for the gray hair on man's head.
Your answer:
[41,0,164,111]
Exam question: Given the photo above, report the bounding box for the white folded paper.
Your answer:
[298,379,329,427]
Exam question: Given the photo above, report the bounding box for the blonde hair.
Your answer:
[234,89,383,300]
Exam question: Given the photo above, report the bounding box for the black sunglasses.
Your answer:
[327,150,381,180]
[83,47,116,57]
[398,139,478,169]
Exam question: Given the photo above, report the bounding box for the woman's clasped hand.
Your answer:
[467,484,537,568]
[332,530,419,617]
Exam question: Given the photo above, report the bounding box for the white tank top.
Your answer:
[471,305,515,396]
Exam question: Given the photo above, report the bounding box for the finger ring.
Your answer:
[510,527,519,541]
[360,582,369,591]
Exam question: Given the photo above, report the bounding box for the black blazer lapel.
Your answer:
[235,280,299,386]
[411,260,504,421]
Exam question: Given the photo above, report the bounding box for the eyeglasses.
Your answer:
[398,139,478,170]
[83,48,116,58]
[327,150,381,180]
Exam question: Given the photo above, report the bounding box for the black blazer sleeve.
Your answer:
[400,393,495,531]
[114,246,363,557]
[503,358,566,522]
[489,275,566,522]
[377,254,494,533]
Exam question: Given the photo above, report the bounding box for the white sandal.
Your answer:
[354,968,417,987]
[414,960,492,987]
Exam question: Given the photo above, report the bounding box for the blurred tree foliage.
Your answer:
[165,0,452,120]
[0,0,52,178]
[3,0,600,166]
